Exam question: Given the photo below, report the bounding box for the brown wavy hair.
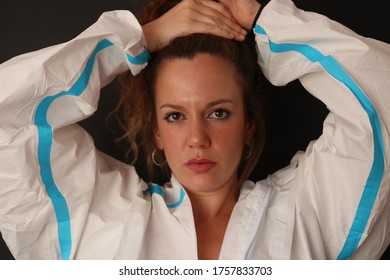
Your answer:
[114,0,266,186]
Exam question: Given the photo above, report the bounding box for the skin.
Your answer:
[143,0,261,52]
[154,54,254,259]
[218,0,261,30]
[142,0,261,260]
[143,0,248,52]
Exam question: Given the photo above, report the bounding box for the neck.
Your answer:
[186,176,240,260]
[187,178,239,221]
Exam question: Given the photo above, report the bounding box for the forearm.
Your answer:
[0,10,149,260]
[0,10,148,128]
[254,0,390,259]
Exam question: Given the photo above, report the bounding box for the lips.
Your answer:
[185,159,216,173]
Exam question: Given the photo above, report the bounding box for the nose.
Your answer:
[188,118,211,149]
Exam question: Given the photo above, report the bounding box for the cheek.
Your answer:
[155,122,185,151]
[213,122,246,154]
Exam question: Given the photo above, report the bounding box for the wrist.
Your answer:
[247,2,262,30]
[142,22,159,53]
[250,2,263,30]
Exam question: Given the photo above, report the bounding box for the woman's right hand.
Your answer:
[142,0,247,52]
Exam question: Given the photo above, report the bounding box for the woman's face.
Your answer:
[154,54,254,194]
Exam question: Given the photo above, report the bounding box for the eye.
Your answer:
[164,112,184,122]
[208,109,230,119]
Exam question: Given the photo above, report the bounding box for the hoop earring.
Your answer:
[152,149,167,167]
[245,142,253,160]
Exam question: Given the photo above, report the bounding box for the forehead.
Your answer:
[155,54,243,104]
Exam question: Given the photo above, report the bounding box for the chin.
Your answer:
[177,173,233,194]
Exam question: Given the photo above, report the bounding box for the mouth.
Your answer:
[185,159,216,173]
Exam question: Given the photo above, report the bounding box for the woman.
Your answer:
[0,0,389,259]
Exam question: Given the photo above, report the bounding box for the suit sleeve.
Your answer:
[254,0,390,259]
[0,11,149,259]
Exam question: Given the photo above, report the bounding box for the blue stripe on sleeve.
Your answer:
[255,24,385,260]
[167,187,186,209]
[147,184,186,209]
[126,49,150,65]
[33,38,126,259]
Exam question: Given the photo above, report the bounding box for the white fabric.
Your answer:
[0,0,389,259]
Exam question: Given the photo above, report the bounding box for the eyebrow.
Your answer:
[159,98,234,110]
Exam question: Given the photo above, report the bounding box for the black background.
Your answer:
[1,0,389,260]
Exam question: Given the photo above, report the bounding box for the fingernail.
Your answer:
[236,33,245,41]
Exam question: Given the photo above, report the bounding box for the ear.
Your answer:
[154,127,164,150]
[150,111,164,150]
[244,119,255,145]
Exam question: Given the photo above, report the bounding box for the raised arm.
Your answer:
[254,0,389,259]
[0,1,249,260]
[220,0,389,259]
[0,10,153,259]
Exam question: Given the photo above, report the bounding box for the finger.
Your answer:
[190,13,245,40]
[197,0,247,35]
[199,0,234,21]
[191,3,247,39]
[191,19,245,41]
[217,0,231,9]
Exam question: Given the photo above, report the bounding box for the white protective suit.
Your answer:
[0,0,389,260]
